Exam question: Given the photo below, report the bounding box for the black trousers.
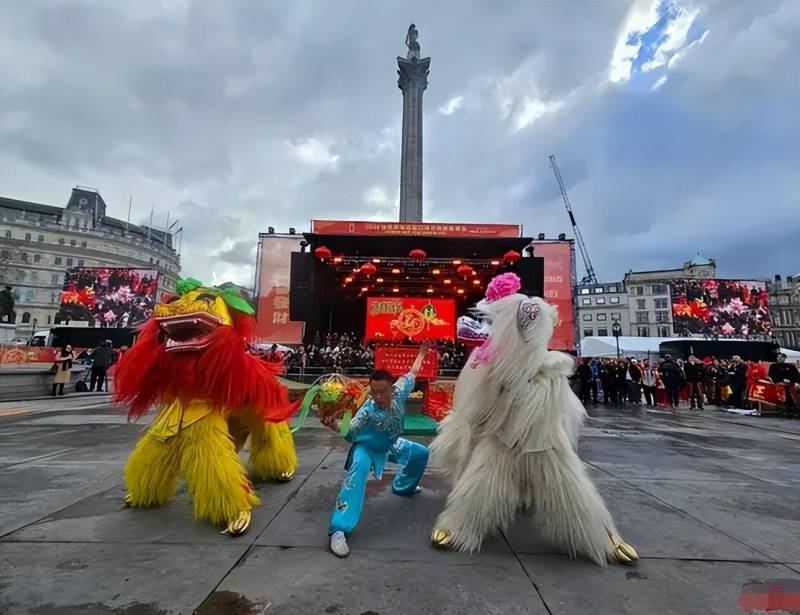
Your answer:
[665,382,681,407]
[643,385,657,406]
[90,367,107,392]
[688,382,704,408]
[51,383,65,396]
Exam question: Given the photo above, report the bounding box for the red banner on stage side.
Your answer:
[529,241,576,352]
[312,220,521,238]
[365,297,455,341]
[374,346,439,380]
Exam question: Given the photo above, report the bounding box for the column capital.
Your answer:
[397,57,431,92]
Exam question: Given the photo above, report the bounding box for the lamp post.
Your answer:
[612,321,622,358]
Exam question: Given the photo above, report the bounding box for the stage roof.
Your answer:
[304,233,533,259]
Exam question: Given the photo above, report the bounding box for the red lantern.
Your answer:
[360,262,377,276]
[457,264,473,277]
[314,245,332,260]
[409,248,427,260]
[503,250,521,264]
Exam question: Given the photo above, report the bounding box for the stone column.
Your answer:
[397,56,430,223]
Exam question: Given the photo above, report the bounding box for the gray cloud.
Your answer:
[0,0,797,286]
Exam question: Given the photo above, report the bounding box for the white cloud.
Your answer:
[652,75,668,90]
[608,0,661,83]
[509,97,565,131]
[641,5,701,72]
[285,138,339,168]
[667,28,710,69]
[438,96,463,115]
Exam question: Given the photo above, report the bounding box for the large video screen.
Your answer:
[670,279,772,338]
[365,297,455,341]
[255,235,304,344]
[529,241,576,352]
[57,268,159,327]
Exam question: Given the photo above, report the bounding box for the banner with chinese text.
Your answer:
[256,235,304,344]
[374,346,439,380]
[365,297,455,341]
[528,241,576,352]
[312,220,521,238]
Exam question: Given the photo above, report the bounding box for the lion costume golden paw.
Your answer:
[115,278,299,535]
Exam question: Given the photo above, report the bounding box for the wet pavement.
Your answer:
[1,397,799,614]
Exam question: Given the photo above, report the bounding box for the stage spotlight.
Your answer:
[372,258,381,263]
[392,287,400,293]
[392,268,401,274]
[345,277,353,283]
[289,227,296,235]
[361,286,369,293]
[452,259,462,265]
[333,257,343,264]
[490,260,500,266]
[268,227,275,234]
[537,233,545,240]
[376,277,384,283]
[432,268,441,275]
[525,245,535,256]
[443,279,452,285]
[457,289,465,295]
[558,233,566,240]
[299,240,308,251]
[472,279,480,285]
[426,288,434,294]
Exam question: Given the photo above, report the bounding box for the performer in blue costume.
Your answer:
[328,342,432,557]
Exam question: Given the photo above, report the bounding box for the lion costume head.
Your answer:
[114,278,297,422]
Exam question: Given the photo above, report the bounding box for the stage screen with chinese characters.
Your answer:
[529,241,576,352]
[256,235,304,344]
[365,297,456,341]
[669,279,772,338]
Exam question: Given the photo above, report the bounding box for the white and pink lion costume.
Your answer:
[430,273,638,565]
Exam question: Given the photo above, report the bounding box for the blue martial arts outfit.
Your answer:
[329,373,429,535]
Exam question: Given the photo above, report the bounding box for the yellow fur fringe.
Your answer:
[247,420,298,481]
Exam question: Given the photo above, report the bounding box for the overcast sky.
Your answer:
[1,0,797,287]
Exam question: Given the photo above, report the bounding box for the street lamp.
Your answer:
[612,321,622,358]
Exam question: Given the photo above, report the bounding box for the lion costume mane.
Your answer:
[115,278,299,535]
[430,273,638,565]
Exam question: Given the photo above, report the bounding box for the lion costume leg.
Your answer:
[124,428,182,508]
[432,437,520,553]
[246,419,297,482]
[429,411,472,482]
[521,447,636,566]
[179,413,261,532]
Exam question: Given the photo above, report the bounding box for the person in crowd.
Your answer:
[89,340,116,393]
[659,354,683,409]
[576,358,593,406]
[768,352,800,385]
[625,359,643,406]
[615,359,629,406]
[52,344,77,396]
[684,355,707,410]
[727,355,748,409]
[590,360,602,404]
[641,361,658,408]
[600,359,616,405]
[705,358,723,407]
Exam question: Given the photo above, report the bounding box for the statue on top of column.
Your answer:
[405,24,420,60]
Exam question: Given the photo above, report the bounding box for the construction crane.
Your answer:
[548,154,598,285]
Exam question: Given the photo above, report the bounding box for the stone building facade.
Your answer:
[621,254,716,337]
[767,274,800,350]
[576,281,629,341]
[0,186,180,328]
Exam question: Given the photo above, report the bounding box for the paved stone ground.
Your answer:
[1,396,799,614]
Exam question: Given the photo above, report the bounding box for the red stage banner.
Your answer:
[374,346,439,379]
[0,345,59,365]
[365,297,455,341]
[312,220,521,238]
[529,241,576,352]
[424,380,456,421]
[255,235,304,344]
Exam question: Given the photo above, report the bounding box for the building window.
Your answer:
[651,284,667,294]
[583,314,592,322]
[17,270,25,281]
[637,326,650,337]
[33,254,41,263]
[4,230,10,238]
[22,312,31,323]
[38,234,44,242]
[610,296,620,304]
[580,288,590,295]
[597,314,607,321]
[636,311,649,323]
[25,232,31,241]
[637,299,646,310]
[658,326,670,337]
[51,274,59,284]
[20,253,28,263]
[583,329,594,338]
[635,286,644,295]
[58,238,65,245]
[611,312,621,320]
[30,271,38,281]
[81,241,87,248]
[594,287,603,294]
[654,298,668,309]
[70,239,77,247]
[656,311,670,323]
[66,258,74,267]
[596,297,606,305]
[54,256,62,265]
[78,259,85,266]
[598,328,608,337]
[51,292,56,304]
[607,285,618,293]
[47,315,52,324]
[24,290,34,302]
[581,298,591,306]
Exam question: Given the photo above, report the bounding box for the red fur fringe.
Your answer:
[114,316,299,423]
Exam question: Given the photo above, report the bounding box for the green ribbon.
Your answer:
[290,384,320,434]
[174,278,255,315]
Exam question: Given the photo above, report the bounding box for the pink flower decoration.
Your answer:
[720,322,735,336]
[485,273,521,303]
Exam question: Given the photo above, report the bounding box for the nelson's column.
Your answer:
[397,24,430,223]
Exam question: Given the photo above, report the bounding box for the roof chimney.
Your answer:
[774,274,782,290]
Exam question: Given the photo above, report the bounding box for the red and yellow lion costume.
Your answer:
[114,278,298,535]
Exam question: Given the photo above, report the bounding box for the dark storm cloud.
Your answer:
[0,0,797,284]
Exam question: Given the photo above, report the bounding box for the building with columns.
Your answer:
[0,186,180,329]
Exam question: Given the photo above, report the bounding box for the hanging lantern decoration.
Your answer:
[457,264,474,277]
[314,245,332,260]
[503,249,522,264]
[360,262,377,276]
[409,248,427,260]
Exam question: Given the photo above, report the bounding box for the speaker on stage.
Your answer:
[515,256,544,297]
[289,252,315,322]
